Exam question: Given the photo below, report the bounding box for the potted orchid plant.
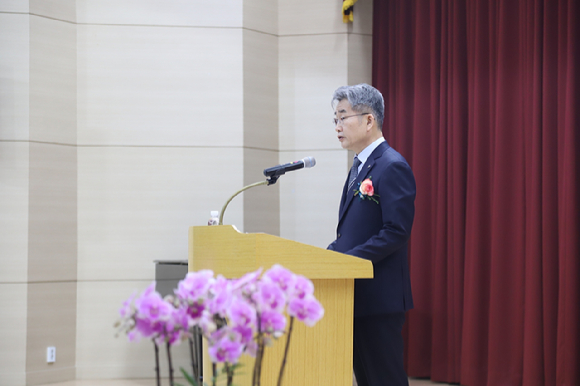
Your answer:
[115,264,324,386]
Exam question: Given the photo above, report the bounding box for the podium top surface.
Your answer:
[189,225,373,280]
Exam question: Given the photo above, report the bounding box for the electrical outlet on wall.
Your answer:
[47,347,56,363]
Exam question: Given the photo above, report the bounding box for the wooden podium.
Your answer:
[188,225,373,386]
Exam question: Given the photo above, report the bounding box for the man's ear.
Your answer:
[366,114,375,131]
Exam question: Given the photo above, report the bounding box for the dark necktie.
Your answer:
[348,156,362,190]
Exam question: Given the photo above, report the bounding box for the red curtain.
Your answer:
[372,1,579,385]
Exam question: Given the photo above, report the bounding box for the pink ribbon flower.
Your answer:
[354,177,380,204]
[360,178,375,196]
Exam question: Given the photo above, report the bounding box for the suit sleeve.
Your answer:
[344,161,416,263]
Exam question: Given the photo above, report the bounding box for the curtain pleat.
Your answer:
[372,1,579,385]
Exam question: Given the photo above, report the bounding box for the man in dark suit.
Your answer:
[327,84,416,386]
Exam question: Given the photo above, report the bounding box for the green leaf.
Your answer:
[230,363,243,372]
[179,367,199,386]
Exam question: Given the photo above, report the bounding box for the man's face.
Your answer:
[334,99,371,154]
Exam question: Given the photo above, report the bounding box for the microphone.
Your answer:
[263,157,316,178]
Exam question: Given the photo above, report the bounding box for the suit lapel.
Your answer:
[338,141,389,224]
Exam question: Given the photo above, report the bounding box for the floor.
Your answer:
[38,378,455,386]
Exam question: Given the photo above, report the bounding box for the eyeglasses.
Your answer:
[333,113,370,126]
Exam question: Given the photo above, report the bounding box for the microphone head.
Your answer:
[302,156,316,168]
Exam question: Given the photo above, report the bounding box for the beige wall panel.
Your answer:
[76,0,242,27]
[77,25,243,147]
[279,0,346,36]
[279,34,348,152]
[0,142,29,283]
[279,150,348,248]
[0,14,30,140]
[30,0,76,23]
[350,0,373,36]
[0,370,25,386]
[29,15,76,145]
[279,0,372,36]
[76,280,191,379]
[347,34,373,86]
[243,30,278,150]
[77,146,244,282]
[0,283,27,386]
[28,142,77,282]
[243,148,279,235]
[243,0,277,35]
[0,1,28,12]
[26,281,76,386]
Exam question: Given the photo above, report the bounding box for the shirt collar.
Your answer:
[355,136,385,172]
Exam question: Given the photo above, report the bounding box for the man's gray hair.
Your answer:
[332,83,385,129]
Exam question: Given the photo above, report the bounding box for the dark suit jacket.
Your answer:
[328,140,416,317]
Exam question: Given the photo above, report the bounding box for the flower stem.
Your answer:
[277,317,295,386]
[251,334,259,386]
[212,362,217,386]
[253,335,265,386]
[252,316,263,386]
[188,336,198,382]
[194,326,204,385]
[166,341,174,386]
[226,362,233,386]
[153,340,161,386]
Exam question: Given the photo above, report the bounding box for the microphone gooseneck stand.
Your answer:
[218,175,279,226]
